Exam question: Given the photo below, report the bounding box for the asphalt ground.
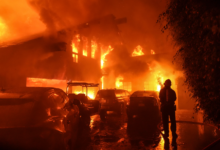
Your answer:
[75,110,220,150]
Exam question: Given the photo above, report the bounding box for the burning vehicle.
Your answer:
[0,87,79,150]
[66,81,100,126]
[95,89,130,120]
[126,91,161,123]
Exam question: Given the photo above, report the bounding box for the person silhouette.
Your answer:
[159,79,178,148]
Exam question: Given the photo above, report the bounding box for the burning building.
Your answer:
[0,14,126,99]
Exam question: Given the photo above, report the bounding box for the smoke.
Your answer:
[0,0,175,54]
[0,0,46,43]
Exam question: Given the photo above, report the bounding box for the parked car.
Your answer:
[66,82,100,126]
[0,87,79,150]
[95,89,130,120]
[127,91,161,123]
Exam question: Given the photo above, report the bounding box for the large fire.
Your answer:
[101,45,114,69]
[115,76,124,89]
[132,45,144,57]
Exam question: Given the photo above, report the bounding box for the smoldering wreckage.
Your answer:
[0,13,190,149]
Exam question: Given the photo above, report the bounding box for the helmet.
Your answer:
[164,79,171,87]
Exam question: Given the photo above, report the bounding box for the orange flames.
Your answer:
[151,49,156,55]
[73,91,95,99]
[101,76,104,89]
[115,76,124,89]
[101,45,113,69]
[71,34,80,53]
[91,40,97,59]
[132,45,144,57]
[71,43,78,53]
[0,18,7,39]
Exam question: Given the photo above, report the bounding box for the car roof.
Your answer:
[0,87,65,100]
[98,89,128,92]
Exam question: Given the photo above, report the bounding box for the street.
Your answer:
[75,110,220,150]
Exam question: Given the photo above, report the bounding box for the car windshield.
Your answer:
[115,90,125,97]
[96,90,115,99]
[131,91,157,97]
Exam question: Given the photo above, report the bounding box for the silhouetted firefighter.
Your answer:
[159,79,177,148]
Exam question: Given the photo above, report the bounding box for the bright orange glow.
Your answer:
[71,43,78,53]
[91,40,97,58]
[156,73,164,91]
[83,49,88,56]
[115,76,124,88]
[157,85,161,92]
[132,45,144,57]
[72,54,78,63]
[73,90,95,99]
[72,34,80,53]
[26,78,67,92]
[82,36,88,57]
[0,18,7,39]
[101,45,114,69]
[101,76,104,89]
[151,49,156,54]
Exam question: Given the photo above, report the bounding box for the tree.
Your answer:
[158,0,220,125]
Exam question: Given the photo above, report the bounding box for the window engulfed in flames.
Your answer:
[115,76,124,89]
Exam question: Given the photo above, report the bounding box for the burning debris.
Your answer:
[132,45,144,57]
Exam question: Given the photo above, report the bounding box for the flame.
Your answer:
[115,76,124,88]
[73,91,95,99]
[71,43,78,53]
[132,45,144,57]
[0,18,7,39]
[91,40,97,58]
[83,49,88,56]
[71,34,80,53]
[82,36,88,57]
[101,45,113,69]
[151,49,156,55]
[101,76,104,89]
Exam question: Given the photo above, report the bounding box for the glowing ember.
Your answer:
[151,49,156,55]
[101,45,114,69]
[132,45,144,57]
[115,76,124,88]
[91,40,97,58]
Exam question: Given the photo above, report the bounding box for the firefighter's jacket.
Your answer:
[159,87,176,112]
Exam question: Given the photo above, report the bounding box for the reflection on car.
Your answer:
[0,87,79,150]
[95,89,130,120]
[126,91,161,123]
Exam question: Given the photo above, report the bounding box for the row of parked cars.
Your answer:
[0,82,161,150]
[96,89,161,122]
